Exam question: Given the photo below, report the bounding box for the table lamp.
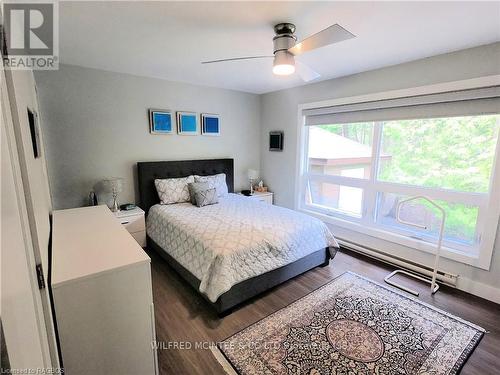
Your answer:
[247,169,259,195]
[102,177,124,212]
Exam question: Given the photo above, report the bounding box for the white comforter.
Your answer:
[147,193,339,302]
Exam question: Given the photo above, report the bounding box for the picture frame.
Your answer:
[176,111,198,135]
[269,131,284,151]
[201,113,220,136]
[27,108,42,158]
[149,109,173,134]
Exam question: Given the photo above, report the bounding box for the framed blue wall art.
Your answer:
[176,111,198,135]
[201,114,220,136]
[149,109,173,134]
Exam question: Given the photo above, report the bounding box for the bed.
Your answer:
[138,159,339,314]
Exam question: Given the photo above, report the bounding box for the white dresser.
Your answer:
[51,205,157,375]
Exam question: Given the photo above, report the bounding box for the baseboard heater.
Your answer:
[337,238,458,288]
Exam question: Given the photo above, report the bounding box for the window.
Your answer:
[307,180,364,217]
[299,86,500,268]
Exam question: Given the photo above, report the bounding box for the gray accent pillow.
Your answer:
[194,187,218,207]
[188,182,210,205]
[194,173,228,197]
[155,175,194,204]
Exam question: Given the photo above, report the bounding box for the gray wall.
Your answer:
[260,42,500,298]
[35,64,261,209]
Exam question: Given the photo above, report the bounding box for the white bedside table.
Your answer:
[242,191,274,205]
[113,207,146,247]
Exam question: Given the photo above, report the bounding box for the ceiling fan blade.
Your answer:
[296,61,321,82]
[202,56,273,64]
[288,24,355,56]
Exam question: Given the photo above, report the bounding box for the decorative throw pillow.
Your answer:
[154,175,194,204]
[194,173,228,197]
[187,182,210,205]
[194,187,218,207]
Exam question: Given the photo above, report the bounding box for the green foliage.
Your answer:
[414,199,478,242]
[378,115,499,193]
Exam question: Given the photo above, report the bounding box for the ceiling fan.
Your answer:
[201,22,355,82]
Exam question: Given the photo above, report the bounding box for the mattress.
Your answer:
[147,193,339,302]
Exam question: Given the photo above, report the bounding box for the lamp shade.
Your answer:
[273,50,295,76]
[247,169,259,180]
[101,177,124,194]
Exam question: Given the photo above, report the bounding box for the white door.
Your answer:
[1,70,52,370]
[3,63,59,368]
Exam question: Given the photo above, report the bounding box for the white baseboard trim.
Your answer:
[338,239,459,286]
[456,277,500,305]
[338,238,500,305]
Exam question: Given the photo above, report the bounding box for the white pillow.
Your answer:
[194,173,228,197]
[155,175,194,204]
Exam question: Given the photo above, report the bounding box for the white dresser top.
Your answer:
[52,205,150,288]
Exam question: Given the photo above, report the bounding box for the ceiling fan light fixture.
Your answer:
[202,22,355,83]
[273,50,295,76]
[273,63,295,76]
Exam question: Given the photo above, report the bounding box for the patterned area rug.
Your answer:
[213,272,484,375]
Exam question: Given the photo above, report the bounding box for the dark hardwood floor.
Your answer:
[148,247,500,375]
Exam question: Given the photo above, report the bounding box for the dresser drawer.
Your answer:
[119,214,145,234]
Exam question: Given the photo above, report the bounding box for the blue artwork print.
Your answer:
[153,112,171,132]
[205,117,219,133]
[181,114,197,132]
[202,114,220,135]
[177,112,198,135]
[150,110,172,134]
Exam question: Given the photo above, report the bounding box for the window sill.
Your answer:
[298,206,491,270]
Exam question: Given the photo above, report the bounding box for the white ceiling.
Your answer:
[59,1,500,94]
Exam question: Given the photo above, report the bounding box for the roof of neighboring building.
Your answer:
[308,127,390,162]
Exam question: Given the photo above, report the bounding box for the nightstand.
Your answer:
[243,191,274,204]
[113,207,146,247]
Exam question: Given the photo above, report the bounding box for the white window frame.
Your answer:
[295,75,500,270]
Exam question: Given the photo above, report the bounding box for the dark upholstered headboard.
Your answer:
[137,158,234,214]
